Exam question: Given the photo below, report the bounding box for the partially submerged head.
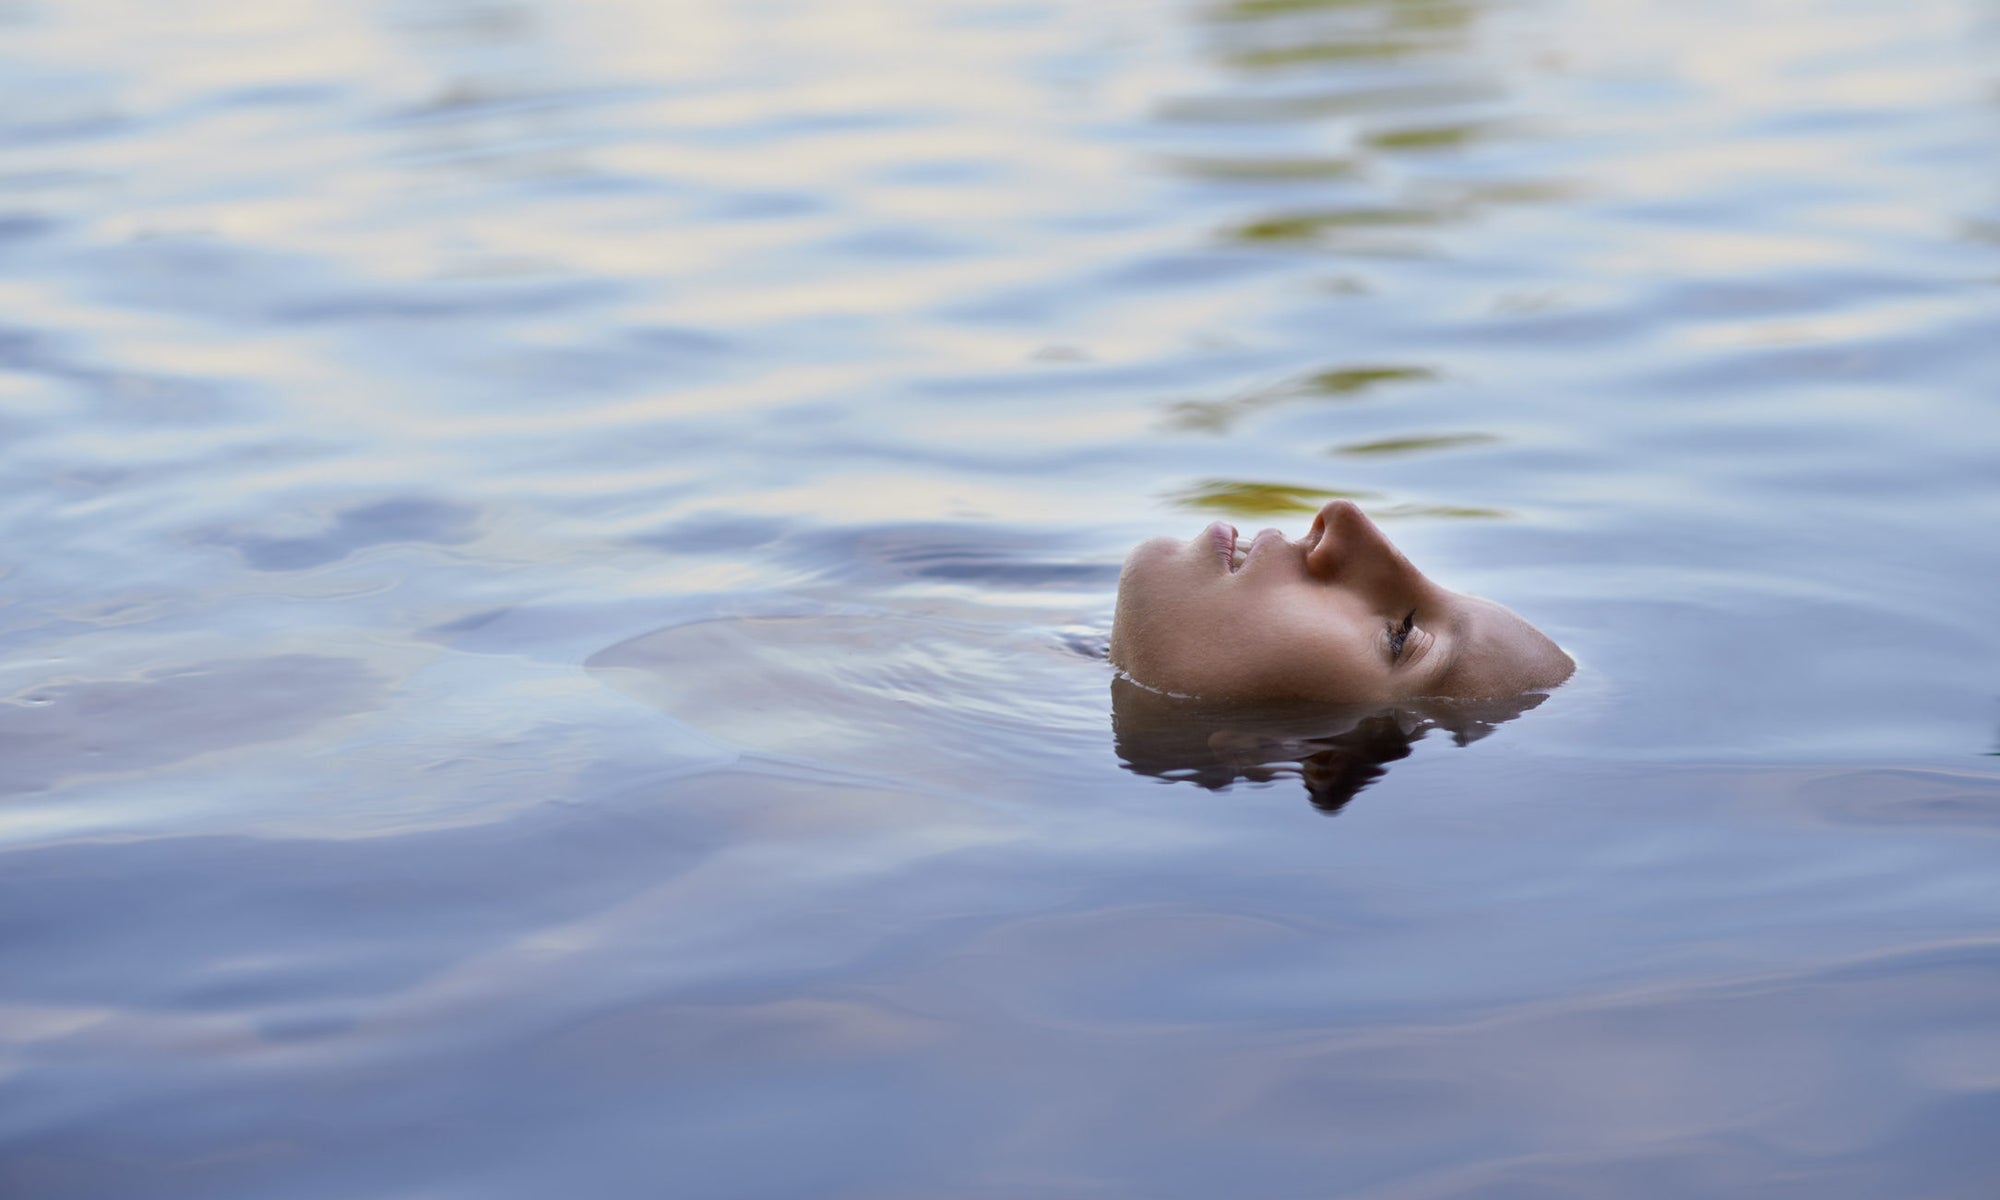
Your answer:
[1110,500,1572,704]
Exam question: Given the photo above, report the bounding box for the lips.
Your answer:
[1209,521,1240,572]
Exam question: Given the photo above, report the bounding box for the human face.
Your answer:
[1110,500,1574,703]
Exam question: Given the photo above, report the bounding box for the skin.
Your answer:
[1110,500,1574,703]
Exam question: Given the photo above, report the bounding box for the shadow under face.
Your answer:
[1111,675,1547,814]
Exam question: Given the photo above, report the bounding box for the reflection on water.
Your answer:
[1222,204,1446,247]
[1167,477,1508,519]
[1168,477,1378,514]
[1333,430,1499,456]
[1112,675,1548,813]
[1165,364,1436,432]
[4,0,2000,1194]
[1162,152,1360,182]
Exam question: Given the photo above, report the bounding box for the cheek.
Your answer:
[1228,594,1389,699]
[1114,572,1400,701]
[1112,560,1236,686]
[1117,538,1183,591]
[1114,547,1186,630]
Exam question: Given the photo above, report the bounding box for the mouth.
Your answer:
[1209,521,1241,573]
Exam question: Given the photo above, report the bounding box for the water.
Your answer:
[3,0,1998,1195]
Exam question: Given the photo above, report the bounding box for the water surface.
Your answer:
[4,0,2000,1196]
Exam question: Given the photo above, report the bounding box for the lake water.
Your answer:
[4,0,1999,1195]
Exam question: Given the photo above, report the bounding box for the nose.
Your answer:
[1305,499,1362,545]
[1304,500,1419,593]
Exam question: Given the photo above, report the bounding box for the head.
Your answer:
[1110,500,1572,703]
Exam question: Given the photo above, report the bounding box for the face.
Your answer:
[1110,500,1574,703]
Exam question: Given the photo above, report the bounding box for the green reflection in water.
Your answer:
[1208,0,1474,28]
[1226,206,1441,244]
[1163,154,1360,182]
[1208,0,1384,18]
[1164,402,1242,433]
[1447,178,1577,205]
[1168,481,1507,521]
[1223,38,1426,69]
[1303,365,1436,393]
[1389,0,1477,31]
[1158,83,1498,125]
[1333,431,1498,456]
[1162,401,1226,433]
[1169,479,1379,516]
[1363,121,1490,152]
[1166,364,1435,433]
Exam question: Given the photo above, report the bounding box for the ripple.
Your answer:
[586,613,1105,786]
[270,280,618,324]
[4,0,2000,1191]
[1165,364,1437,432]
[1157,82,1503,124]
[1160,154,1361,183]
[0,656,386,797]
[208,497,479,572]
[1796,769,2000,832]
[762,522,1118,592]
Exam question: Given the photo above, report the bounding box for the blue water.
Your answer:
[4,0,1999,1196]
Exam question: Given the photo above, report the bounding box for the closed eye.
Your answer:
[1388,609,1416,662]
